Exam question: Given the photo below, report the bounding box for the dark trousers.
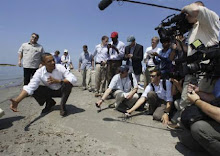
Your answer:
[147,91,167,120]
[23,68,37,85]
[107,60,122,85]
[178,120,220,156]
[32,83,73,111]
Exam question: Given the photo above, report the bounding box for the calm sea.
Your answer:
[0,66,23,89]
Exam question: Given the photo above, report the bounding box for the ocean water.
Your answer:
[0,66,23,88]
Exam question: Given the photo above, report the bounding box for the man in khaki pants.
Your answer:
[78,45,94,91]
[96,65,139,111]
[93,36,109,97]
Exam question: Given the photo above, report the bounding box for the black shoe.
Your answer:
[41,100,56,114]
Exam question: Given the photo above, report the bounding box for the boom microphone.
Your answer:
[98,0,113,10]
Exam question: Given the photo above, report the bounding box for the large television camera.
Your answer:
[155,14,220,80]
[155,13,193,41]
[175,40,220,79]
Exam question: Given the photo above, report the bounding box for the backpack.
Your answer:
[150,79,167,91]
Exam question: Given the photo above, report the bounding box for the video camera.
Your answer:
[155,13,193,41]
[176,40,220,79]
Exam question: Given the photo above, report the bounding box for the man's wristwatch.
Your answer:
[60,80,64,84]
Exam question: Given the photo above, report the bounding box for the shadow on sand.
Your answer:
[24,104,85,131]
[103,116,169,131]
[0,116,25,130]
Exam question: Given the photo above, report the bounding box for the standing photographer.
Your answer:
[179,1,220,108]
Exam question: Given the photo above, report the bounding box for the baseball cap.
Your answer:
[118,65,129,73]
[64,49,68,53]
[127,35,135,45]
[111,32,118,38]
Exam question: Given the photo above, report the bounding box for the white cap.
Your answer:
[64,49,68,53]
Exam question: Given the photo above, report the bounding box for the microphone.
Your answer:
[98,0,113,10]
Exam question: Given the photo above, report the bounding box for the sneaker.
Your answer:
[167,123,183,131]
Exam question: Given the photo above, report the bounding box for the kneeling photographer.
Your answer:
[178,77,220,156]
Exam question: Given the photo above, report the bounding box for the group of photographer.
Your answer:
[92,1,220,155]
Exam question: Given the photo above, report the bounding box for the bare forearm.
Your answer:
[197,92,215,103]
[195,99,220,123]
[164,102,172,113]
[129,88,138,97]
[101,88,112,100]
[18,53,23,64]
[92,59,94,68]
[127,97,146,113]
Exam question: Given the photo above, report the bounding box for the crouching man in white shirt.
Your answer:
[126,69,173,124]
[10,53,77,116]
[96,65,139,111]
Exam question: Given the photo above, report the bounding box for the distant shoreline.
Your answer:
[0,64,16,66]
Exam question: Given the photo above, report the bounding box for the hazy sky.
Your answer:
[0,0,219,67]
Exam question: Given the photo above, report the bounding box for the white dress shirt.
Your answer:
[142,79,173,102]
[108,41,125,60]
[23,64,77,95]
[144,46,161,66]
[108,73,138,93]
[93,44,109,63]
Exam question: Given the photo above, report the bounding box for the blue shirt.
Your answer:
[79,52,93,70]
[154,48,172,73]
[54,55,61,64]
[213,78,220,98]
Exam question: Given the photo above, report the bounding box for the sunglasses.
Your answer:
[150,75,157,78]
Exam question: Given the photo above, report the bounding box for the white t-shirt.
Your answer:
[108,73,138,93]
[144,46,161,66]
[142,79,173,102]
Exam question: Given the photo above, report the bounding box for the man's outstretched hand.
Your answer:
[10,99,19,112]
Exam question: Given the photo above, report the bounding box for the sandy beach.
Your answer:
[0,70,209,156]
